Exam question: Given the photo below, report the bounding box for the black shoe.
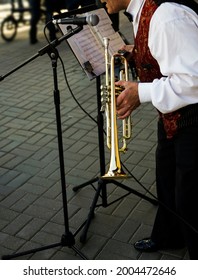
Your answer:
[134,238,158,252]
[134,238,185,252]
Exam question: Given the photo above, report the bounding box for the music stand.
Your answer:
[0,26,87,260]
[55,8,158,243]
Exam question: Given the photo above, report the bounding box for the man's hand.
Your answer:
[115,81,140,119]
[118,45,134,61]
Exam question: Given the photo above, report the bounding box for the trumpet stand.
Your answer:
[73,75,158,243]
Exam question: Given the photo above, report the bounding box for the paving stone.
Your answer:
[2,213,32,235]
[16,218,46,240]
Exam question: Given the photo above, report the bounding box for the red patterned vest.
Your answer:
[132,0,162,82]
[132,0,181,138]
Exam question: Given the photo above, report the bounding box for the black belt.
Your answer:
[158,103,198,139]
[178,103,198,129]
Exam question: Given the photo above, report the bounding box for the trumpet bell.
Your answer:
[102,168,128,179]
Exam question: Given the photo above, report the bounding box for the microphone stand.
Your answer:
[1,26,87,260]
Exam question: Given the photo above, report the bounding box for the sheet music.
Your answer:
[58,8,125,80]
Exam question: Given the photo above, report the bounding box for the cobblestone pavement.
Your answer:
[0,4,189,260]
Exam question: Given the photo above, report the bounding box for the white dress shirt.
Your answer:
[127,0,198,114]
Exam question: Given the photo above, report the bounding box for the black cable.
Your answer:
[43,21,51,44]
[58,54,99,125]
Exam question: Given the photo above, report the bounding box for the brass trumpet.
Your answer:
[101,37,132,179]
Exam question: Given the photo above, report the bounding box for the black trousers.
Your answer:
[151,119,198,259]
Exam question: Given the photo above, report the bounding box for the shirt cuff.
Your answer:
[138,82,152,103]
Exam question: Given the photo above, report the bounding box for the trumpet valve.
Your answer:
[101,85,110,112]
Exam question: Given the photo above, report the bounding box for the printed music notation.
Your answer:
[58,8,125,80]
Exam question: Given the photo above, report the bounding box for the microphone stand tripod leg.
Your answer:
[79,180,103,243]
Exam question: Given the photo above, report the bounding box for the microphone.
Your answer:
[53,14,99,27]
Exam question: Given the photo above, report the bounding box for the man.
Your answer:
[45,0,66,41]
[29,0,41,44]
[96,0,120,32]
[66,0,96,10]
[100,0,198,259]
[66,1,120,31]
